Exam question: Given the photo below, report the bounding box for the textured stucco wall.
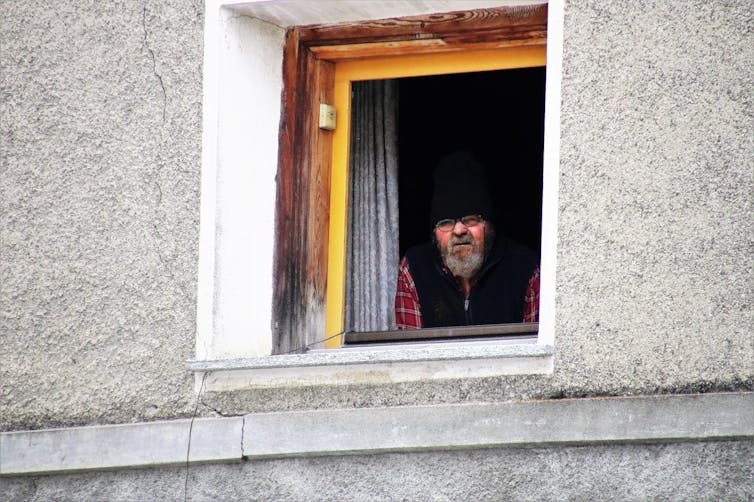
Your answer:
[553,0,753,395]
[0,0,204,430]
[2,440,752,501]
[1,0,752,432]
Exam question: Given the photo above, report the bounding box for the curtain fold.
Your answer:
[345,80,400,332]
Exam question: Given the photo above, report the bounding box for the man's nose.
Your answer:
[452,220,469,234]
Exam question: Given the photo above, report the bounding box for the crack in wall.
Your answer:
[139,3,194,321]
[153,178,163,206]
[142,3,167,124]
[226,12,286,31]
[196,399,247,458]
[152,222,193,306]
[199,400,236,418]
[241,416,246,459]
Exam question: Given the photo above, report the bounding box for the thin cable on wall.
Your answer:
[281,331,345,354]
[184,371,208,502]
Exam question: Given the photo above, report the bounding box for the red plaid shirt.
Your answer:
[395,256,540,329]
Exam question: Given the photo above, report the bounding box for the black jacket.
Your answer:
[405,235,539,327]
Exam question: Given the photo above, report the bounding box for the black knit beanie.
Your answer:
[430,151,495,228]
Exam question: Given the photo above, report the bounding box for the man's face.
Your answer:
[434,218,487,279]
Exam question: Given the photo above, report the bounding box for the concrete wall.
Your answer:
[555,0,753,394]
[1,0,204,430]
[1,0,752,432]
[3,440,752,501]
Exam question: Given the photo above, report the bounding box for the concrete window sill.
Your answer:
[187,338,554,391]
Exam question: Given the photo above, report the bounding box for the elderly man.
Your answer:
[395,151,540,329]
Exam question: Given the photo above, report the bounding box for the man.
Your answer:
[395,151,540,329]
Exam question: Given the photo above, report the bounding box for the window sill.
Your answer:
[187,339,554,391]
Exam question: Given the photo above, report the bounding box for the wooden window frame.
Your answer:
[273,4,548,354]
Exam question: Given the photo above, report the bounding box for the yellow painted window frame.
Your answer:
[325,45,547,347]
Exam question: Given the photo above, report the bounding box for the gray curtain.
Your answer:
[345,80,399,332]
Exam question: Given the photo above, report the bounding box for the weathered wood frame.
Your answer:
[273,4,548,354]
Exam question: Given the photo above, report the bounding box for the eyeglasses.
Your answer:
[434,214,484,233]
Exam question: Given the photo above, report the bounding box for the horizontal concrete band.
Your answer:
[1,392,751,475]
[244,392,753,458]
[0,416,244,476]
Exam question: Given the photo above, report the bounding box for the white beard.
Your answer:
[441,235,485,279]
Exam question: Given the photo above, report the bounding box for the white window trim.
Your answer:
[194,0,562,390]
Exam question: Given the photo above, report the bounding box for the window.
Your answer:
[343,66,546,344]
[273,5,549,352]
[195,0,561,382]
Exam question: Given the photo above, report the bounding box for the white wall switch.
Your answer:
[319,103,336,131]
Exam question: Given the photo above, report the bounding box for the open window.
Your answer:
[342,65,545,345]
[273,4,548,353]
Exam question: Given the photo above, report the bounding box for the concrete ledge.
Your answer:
[1,393,751,476]
[188,342,554,391]
[242,392,754,458]
[0,417,243,476]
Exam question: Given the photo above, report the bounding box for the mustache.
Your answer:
[449,235,475,246]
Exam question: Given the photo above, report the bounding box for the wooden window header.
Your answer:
[297,4,547,58]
